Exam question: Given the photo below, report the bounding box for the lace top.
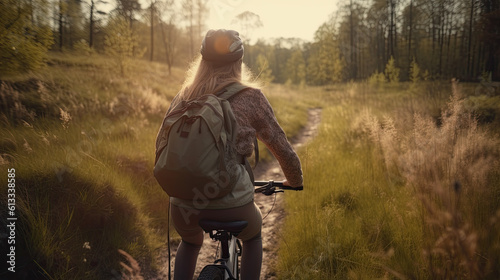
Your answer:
[230,88,303,187]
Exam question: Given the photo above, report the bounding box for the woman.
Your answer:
[169,29,303,280]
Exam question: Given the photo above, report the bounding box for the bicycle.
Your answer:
[196,180,303,280]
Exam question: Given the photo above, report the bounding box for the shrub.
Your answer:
[384,56,400,84]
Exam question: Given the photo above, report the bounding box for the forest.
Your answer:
[1,0,500,279]
[1,0,499,83]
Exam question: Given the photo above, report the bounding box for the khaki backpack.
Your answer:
[154,83,256,200]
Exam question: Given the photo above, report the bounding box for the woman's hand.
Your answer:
[283,180,302,189]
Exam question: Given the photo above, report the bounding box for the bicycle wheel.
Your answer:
[197,265,224,280]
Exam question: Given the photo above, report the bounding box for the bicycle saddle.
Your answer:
[199,219,248,235]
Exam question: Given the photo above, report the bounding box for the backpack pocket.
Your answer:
[154,113,232,200]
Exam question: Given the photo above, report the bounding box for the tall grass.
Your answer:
[277,81,500,279]
[361,80,500,278]
[2,52,498,279]
[277,103,425,279]
[0,53,180,279]
[0,53,318,279]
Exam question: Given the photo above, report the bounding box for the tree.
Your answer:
[408,0,414,62]
[366,0,390,73]
[477,0,500,80]
[196,0,207,44]
[116,0,141,28]
[149,0,156,61]
[182,0,195,58]
[409,57,421,84]
[157,0,178,74]
[104,15,144,76]
[338,0,368,80]
[180,0,207,58]
[467,0,476,77]
[385,56,400,83]
[0,0,53,75]
[53,0,86,50]
[232,11,263,67]
[231,11,263,43]
[66,0,84,48]
[285,49,306,85]
[85,0,107,48]
[308,22,345,85]
[388,0,398,59]
[57,0,66,50]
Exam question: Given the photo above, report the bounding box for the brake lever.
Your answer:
[263,186,284,196]
[254,185,269,193]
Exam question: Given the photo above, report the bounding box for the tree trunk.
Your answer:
[188,0,194,58]
[59,0,63,51]
[350,0,356,79]
[438,1,445,77]
[89,0,94,48]
[150,1,154,61]
[408,0,413,61]
[197,0,203,44]
[388,0,395,59]
[467,0,475,79]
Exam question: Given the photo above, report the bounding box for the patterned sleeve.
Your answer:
[230,88,303,187]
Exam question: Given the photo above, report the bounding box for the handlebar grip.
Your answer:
[254,181,303,191]
[254,181,274,186]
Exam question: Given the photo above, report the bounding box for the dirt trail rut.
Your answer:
[162,108,322,279]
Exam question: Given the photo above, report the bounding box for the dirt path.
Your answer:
[158,108,322,279]
[252,107,322,279]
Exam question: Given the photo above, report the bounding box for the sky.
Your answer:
[204,0,337,43]
[104,0,337,43]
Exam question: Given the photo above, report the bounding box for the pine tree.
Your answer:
[308,22,345,85]
[409,58,420,83]
[104,15,145,76]
[0,0,53,75]
[384,56,400,83]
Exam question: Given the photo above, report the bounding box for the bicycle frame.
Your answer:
[222,234,241,279]
[199,220,247,280]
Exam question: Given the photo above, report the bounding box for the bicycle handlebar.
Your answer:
[254,180,303,196]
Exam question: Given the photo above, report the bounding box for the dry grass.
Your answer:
[0,53,178,279]
[278,80,499,279]
[359,80,500,278]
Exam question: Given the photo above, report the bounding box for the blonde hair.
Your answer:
[174,55,259,106]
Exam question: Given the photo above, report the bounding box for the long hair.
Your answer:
[174,55,259,106]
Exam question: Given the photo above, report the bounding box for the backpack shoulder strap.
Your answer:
[216,83,260,182]
[217,83,250,100]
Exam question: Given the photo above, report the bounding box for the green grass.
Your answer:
[0,53,316,279]
[0,53,179,279]
[1,53,499,279]
[277,104,425,279]
[276,82,500,279]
